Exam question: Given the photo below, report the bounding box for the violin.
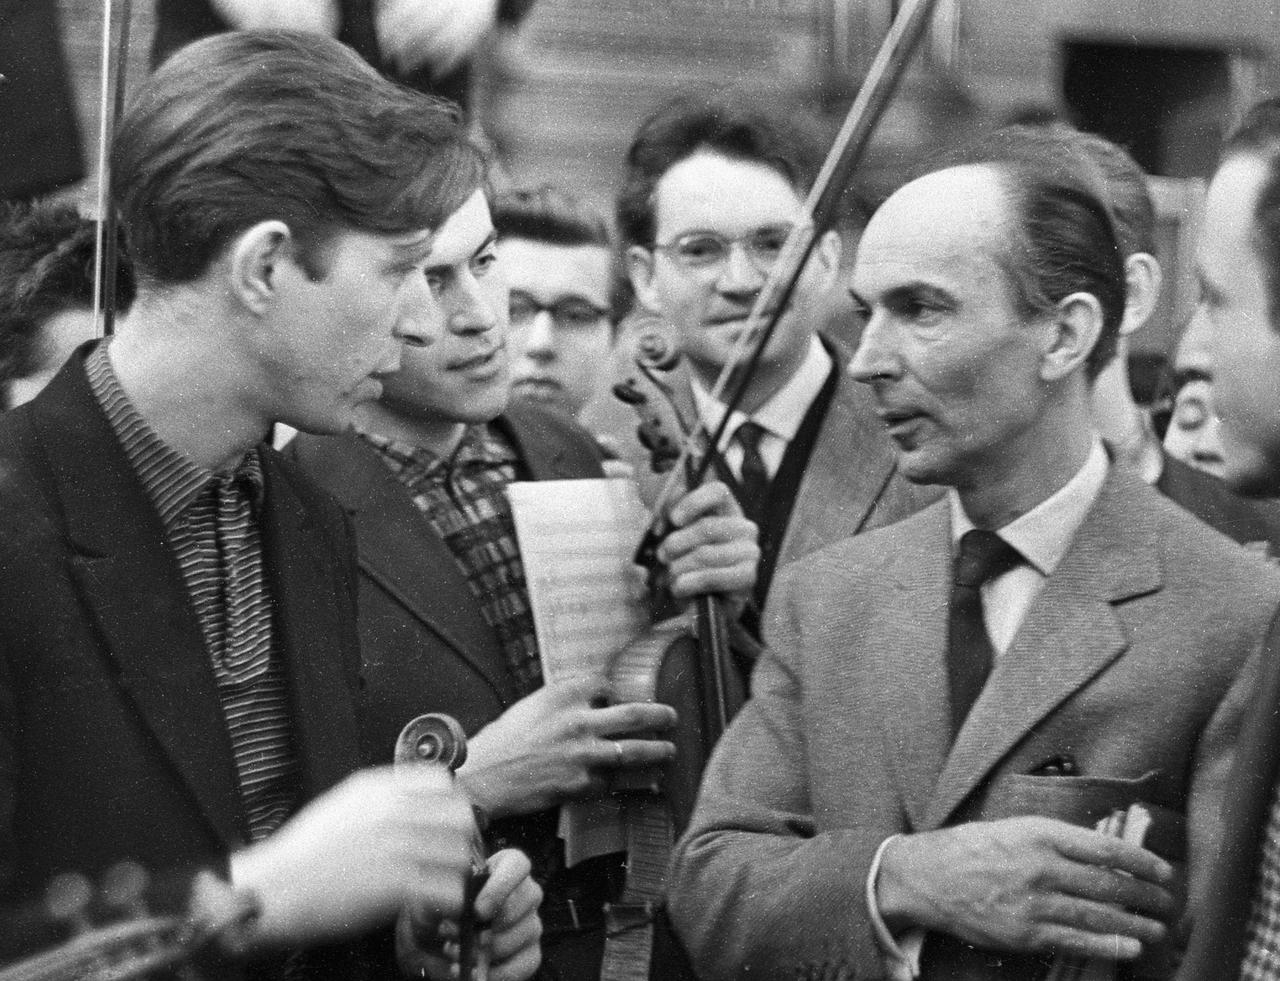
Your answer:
[0,863,258,981]
[619,0,947,824]
[394,713,490,981]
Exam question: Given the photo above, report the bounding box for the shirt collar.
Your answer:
[361,423,518,477]
[690,334,831,447]
[84,341,263,531]
[949,438,1109,577]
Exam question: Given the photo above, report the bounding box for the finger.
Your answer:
[487,908,543,965]
[666,481,742,527]
[592,737,676,769]
[658,516,758,564]
[487,940,543,981]
[668,558,758,600]
[473,850,533,923]
[1036,892,1168,947]
[588,701,678,735]
[1051,827,1175,885]
[1027,922,1147,962]
[546,674,614,708]
[1053,861,1177,920]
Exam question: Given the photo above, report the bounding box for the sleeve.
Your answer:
[665,571,899,981]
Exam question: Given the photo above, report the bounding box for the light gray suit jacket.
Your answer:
[668,466,1280,981]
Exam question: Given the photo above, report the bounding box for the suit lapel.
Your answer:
[259,456,363,797]
[38,359,246,844]
[874,504,954,828]
[925,470,1162,828]
[295,433,516,705]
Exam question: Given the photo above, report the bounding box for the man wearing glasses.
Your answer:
[602,92,935,612]
[493,185,624,423]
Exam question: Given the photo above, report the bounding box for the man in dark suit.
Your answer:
[0,31,539,980]
[288,179,758,979]
[668,143,1280,980]
[1174,98,1280,981]
[587,92,936,612]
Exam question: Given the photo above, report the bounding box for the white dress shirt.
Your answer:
[689,335,831,483]
[869,438,1110,980]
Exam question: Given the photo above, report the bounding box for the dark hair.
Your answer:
[113,29,484,285]
[1222,97,1280,329]
[0,200,134,389]
[616,90,824,249]
[493,184,630,323]
[930,130,1128,379]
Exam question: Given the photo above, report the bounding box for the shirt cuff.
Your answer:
[866,834,924,981]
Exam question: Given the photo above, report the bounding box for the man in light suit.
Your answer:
[587,92,935,613]
[0,31,539,980]
[1174,98,1280,981]
[667,145,1280,980]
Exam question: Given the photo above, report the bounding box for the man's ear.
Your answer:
[227,220,294,315]
[625,244,662,315]
[1120,252,1163,337]
[808,228,843,291]
[1041,291,1105,382]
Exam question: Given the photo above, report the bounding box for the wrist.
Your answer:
[876,834,929,933]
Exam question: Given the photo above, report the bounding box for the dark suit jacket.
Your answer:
[669,467,1280,981]
[1157,450,1280,555]
[288,404,605,765]
[0,354,369,977]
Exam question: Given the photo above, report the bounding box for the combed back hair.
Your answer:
[1223,97,1280,329]
[113,29,484,286]
[493,184,630,323]
[617,90,824,248]
[0,200,134,387]
[928,131,1129,379]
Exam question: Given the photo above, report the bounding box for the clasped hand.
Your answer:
[876,816,1177,961]
[458,675,677,819]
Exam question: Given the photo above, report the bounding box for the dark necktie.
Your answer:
[733,420,771,525]
[948,529,1022,734]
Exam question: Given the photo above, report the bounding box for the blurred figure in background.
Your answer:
[150,0,536,112]
[1164,308,1228,478]
[492,184,623,421]
[0,200,133,410]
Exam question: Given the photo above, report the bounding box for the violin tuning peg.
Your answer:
[100,860,151,917]
[44,871,94,934]
[612,380,648,406]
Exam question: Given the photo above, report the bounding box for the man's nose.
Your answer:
[519,309,556,358]
[448,274,500,334]
[716,242,766,294]
[396,275,441,348]
[847,313,900,383]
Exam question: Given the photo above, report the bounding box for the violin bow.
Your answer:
[636,0,942,554]
[90,0,133,340]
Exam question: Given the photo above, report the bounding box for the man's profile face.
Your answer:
[847,166,1054,490]
[262,223,439,435]
[627,150,833,390]
[1195,154,1280,496]
[378,188,511,428]
[498,236,614,418]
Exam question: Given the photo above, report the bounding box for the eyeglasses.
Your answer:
[652,224,794,272]
[508,291,610,331]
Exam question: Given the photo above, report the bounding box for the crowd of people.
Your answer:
[5,12,1280,981]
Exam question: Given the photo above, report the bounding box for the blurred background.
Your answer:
[15,0,1280,364]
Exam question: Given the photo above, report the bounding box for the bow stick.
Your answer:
[90,0,133,339]
[636,0,943,561]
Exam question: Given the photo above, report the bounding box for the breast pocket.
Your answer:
[982,770,1186,863]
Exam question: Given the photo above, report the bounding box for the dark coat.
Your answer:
[0,352,371,978]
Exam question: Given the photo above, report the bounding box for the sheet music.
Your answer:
[508,478,653,683]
